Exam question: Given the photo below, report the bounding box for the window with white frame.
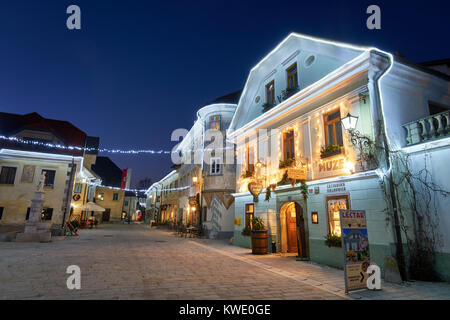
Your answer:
[210,157,222,175]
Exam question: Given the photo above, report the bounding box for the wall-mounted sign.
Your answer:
[287,168,306,181]
[327,182,346,193]
[73,194,81,201]
[234,218,241,226]
[315,157,347,179]
[339,209,370,293]
[248,182,263,202]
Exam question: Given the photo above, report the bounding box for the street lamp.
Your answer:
[192,176,198,183]
[341,113,359,131]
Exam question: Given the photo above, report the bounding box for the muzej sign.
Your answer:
[339,210,370,293]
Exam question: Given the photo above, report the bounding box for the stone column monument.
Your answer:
[16,172,52,242]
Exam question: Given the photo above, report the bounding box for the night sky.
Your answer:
[1,0,449,187]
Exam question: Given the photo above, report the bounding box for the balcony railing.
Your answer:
[402,110,450,146]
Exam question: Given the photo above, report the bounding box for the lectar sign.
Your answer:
[339,209,371,293]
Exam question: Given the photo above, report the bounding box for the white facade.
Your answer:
[227,32,450,280]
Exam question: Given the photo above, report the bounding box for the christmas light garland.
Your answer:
[0,135,234,155]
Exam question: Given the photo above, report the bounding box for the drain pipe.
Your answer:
[368,49,407,281]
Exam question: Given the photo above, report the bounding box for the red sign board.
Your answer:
[121,169,128,190]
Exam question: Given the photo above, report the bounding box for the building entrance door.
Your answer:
[286,203,298,253]
[102,209,111,222]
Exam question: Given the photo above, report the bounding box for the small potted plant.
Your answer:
[320,144,342,158]
[251,216,268,255]
[324,234,342,247]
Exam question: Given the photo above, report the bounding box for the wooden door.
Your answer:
[102,209,111,222]
[295,203,307,259]
[286,204,298,253]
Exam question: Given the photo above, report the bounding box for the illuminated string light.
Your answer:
[0,135,233,155]
[86,182,190,193]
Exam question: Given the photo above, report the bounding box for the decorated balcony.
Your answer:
[403,110,450,146]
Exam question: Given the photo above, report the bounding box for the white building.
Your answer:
[227,32,450,281]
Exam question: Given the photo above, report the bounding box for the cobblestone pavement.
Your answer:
[1,224,449,300]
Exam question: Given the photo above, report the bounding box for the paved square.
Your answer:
[0,224,449,300]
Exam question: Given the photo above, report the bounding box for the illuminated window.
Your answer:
[0,166,17,185]
[327,196,349,236]
[311,212,318,224]
[41,208,53,221]
[266,80,275,105]
[210,115,221,130]
[286,63,298,89]
[283,130,295,160]
[323,109,343,147]
[245,204,254,229]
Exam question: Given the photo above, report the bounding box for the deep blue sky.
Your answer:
[1,0,449,187]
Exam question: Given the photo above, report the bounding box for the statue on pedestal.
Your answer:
[37,172,46,192]
[15,171,52,242]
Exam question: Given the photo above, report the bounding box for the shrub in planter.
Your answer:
[325,234,342,248]
[251,217,268,255]
[242,226,252,236]
[277,87,299,103]
[279,158,295,169]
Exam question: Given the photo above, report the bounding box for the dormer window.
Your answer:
[266,81,275,105]
[286,63,298,89]
[210,115,221,130]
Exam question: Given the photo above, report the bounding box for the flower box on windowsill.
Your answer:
[241,170,255,179]
[262,103,274,113]
[320,145,343,159]
[279,158,295,169]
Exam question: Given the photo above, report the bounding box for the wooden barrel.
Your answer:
[251,230,268,255]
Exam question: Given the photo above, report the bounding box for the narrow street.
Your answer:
[1,224,449,300]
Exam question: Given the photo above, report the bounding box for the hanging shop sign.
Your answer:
[73,194,81,201]
[189,197,197,206]
[248,182,263,202]
[287,168,307,181]
[339,209,370,293]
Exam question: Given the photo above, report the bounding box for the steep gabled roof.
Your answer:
[228,32,368,133]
